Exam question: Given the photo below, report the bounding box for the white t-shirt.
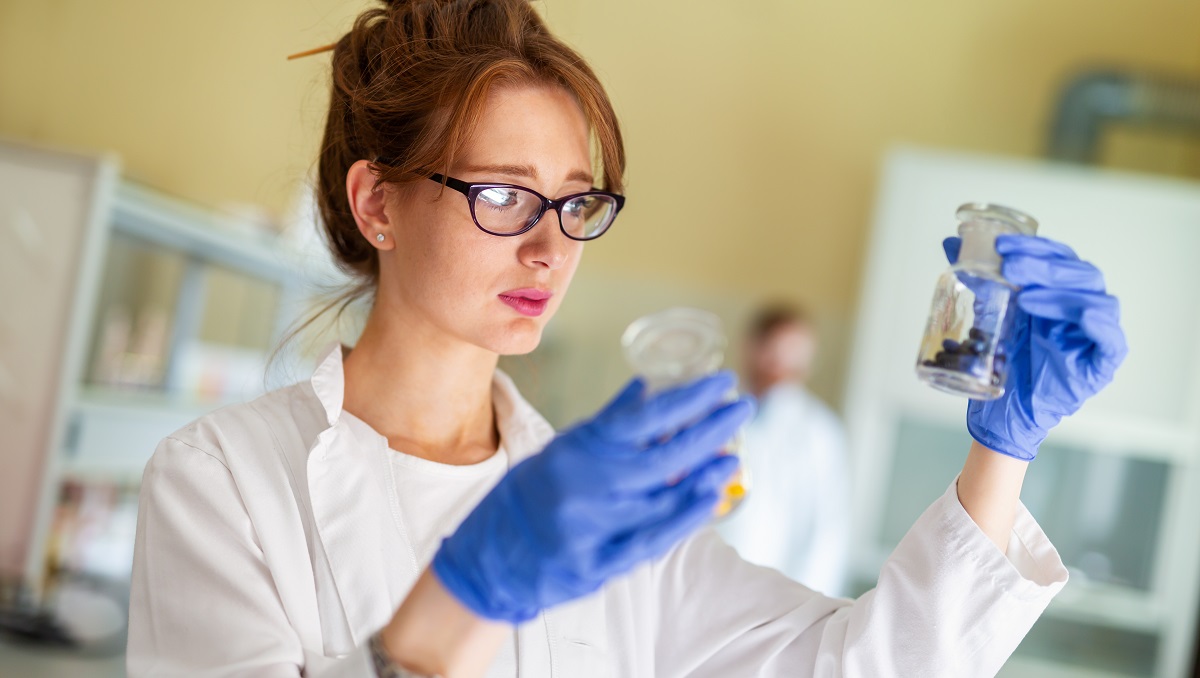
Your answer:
[342,412,518,677]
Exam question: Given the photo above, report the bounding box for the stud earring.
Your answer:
[376,233,385,243]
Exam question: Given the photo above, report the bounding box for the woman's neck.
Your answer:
[341,304,501,466]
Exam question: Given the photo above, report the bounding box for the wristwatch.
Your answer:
[368,631,445,678]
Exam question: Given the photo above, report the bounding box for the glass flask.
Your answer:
[916,202,1038,399]
[621,307,749,519]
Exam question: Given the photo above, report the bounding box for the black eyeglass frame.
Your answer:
[425,171,626,241]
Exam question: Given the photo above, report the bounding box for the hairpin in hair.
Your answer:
[286,42,337,60]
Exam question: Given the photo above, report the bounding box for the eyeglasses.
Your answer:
[426,172,626,241]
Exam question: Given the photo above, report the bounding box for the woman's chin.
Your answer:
[487,320,545,356]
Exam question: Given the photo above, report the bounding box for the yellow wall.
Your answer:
[3,0,1198,405]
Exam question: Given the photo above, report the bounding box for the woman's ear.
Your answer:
[346,159,394,249]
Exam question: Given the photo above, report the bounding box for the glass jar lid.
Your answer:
[621,307,726,388]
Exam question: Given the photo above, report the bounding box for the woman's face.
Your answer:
[376,84,593,355]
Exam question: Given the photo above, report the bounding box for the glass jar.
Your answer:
[621,307,749,519]
[915,203,1039,399]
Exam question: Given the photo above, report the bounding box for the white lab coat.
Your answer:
[127,342,1068,677]
[716,383,852,597]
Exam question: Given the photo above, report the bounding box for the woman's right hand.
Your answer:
[431,371,753,623]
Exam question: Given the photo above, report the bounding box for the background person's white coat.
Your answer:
[716,382,852,597]
[127,342,1068,677]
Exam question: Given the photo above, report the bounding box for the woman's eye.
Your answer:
[478,188,519,209]
[563,196,592,217]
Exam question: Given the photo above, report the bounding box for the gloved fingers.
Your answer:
[1080,304,1130,369]
[640,370,739,437]
[618,485,722,564]
[591,377,647,425]
[575,377,648,452]
[594,459,731,576]
[1016,288,1127,364]
[593,370,738,444]
[943,236,962,265]
[1016,287,1119,325]
[1001,254,1106,293]
[620,398,754,489]
[669,453,741,499]
[607,454,739,528]
[995,234,1080,261]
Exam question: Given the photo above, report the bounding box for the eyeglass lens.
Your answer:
[474,186,618,239]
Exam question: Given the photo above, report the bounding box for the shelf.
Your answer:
[111,181,304,286]
[75,384,239,410]
[59,386,243,480]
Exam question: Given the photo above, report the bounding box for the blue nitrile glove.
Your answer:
[432,371,753,622]
[943,234,1128,461]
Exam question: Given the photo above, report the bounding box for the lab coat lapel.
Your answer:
[541,593,613,678]
[490,369,555,466]
[492,372,559,674]
[306,343,416,648]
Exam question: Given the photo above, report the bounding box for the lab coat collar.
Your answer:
[492,367,557,466]
[307,340,555,464]
[309,340,348,428]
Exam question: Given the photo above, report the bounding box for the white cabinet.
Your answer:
[844,147,1200,677]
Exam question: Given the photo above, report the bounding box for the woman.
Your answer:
[126,1,1128,676]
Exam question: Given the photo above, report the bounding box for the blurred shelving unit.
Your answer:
[0,138,319,603]
[844,147,1200,677]
[55,181,312,486]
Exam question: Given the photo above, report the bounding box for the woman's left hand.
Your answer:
[943,234,1129,461]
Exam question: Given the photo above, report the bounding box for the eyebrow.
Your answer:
[460,163,594,186]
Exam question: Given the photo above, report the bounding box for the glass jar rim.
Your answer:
[621,307,726,384]
[955,202,1038,235]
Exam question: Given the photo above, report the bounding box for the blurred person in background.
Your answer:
[124,0,1127,676]
[717,304,852,597]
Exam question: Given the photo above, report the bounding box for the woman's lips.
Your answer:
[498,288,553,317]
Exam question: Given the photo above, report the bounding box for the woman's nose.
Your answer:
[518,211,572,270]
